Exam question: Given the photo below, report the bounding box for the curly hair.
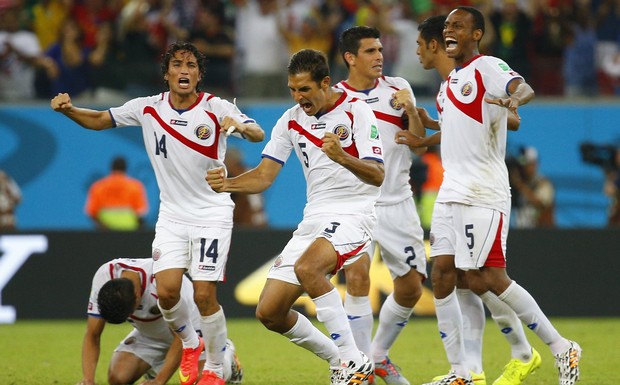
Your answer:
[98,278,136,324]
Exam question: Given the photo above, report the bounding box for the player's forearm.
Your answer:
[240,123,265,142]
[225,169,274,194]
[63,107,113,131]
[510,82,535,106]
[81,336,101,383]
[339,157,385,187]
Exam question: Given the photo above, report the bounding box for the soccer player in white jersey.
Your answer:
[333,26,427,385]
[78,258,242,385]
[412,15,542,385]
[51,42,265,385]
[206,49,383,385]
[419,7,582,385]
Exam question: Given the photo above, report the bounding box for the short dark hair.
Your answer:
[418,15,447,49]
[111,156,127,172]
[456,6,485,36]
[98,278,136,324]
[160,42,207,91]
[338,26,381,68]
[287,49,330,85]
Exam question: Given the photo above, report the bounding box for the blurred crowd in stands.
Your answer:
[2,0,620,104]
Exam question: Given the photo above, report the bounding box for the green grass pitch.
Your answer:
[0,317,616,385]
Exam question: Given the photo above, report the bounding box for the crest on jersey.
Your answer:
[461,82,473,97]
[194,124,212,140]
[389,97,403,110]
[333,124,350,140]
[273,255,283,268]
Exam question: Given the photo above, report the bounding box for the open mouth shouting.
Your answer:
[445,37,458,55]
[178,77,191,89]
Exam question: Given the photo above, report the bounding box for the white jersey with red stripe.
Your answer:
[437,55,522,214]
[109,92,256,227]
[87,258,198,341]
[335,76,416,205]
[262,90,383,217]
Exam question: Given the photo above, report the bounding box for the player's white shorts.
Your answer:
[429,202,507,270]
[115,328,207,379]
[268,213,376,285]
[373,199,427,279]
[152,218,232,281]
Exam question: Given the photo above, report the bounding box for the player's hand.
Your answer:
[394,130,425,148]
[392,89,415,114]
[220,116,242,136]
[321,132,345,163]
[485,96,521,120]
[51,93,73,112]
[206,167,227,192]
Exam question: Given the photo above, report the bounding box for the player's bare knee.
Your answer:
[255,307,283,332]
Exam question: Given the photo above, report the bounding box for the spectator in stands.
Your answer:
[190,3,235,97]
[563,2,598,96]
[418,145,444,230]
[489,0,532,80]
[510,147,556,228]
[224,147,268,228]
[0,3,44,101]
[277,11,332,57]
[70,0,119,50]
[233,0,288,98]
[85,156,149,231]
[43,18,90,97]
[0,169,21,231]
[31,0,71,52]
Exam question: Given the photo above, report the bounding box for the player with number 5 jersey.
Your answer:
[51,42,264,385]
[207,49,384,385]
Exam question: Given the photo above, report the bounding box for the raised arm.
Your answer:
[206,157,282,194]
[51,93,114,131]
[321,132,385,187]
[393,88,427,156]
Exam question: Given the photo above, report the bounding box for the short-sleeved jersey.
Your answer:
[335,76,416,205]
[262,91,383,217]
[87,258,197,341]
[109,92,256,227]
[437,55,522,214]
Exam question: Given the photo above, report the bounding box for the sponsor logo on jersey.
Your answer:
[370,124,380,140]
[170,119,188,126]
[461,82,473,97]
[198,265,215,271]
[498,62,510,71]
[364,97,379,104]
[333,124,350,140]
[152,248,161,261]
[311,122,326,130]
[194,124,212,140]
[372,146,382,155]
[389,97,402,110]
[450,78,459,84]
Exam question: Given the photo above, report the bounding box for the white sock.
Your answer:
[435,289,468,378]
[480,290,532,362]
[283,311,340,366]
[371,293,412,363]
[201,306,227,378]
[499,281,570,355]
[314,288,362,365]
[158,299,199,348]
[456,288,485,373]
[344,292,373,357]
